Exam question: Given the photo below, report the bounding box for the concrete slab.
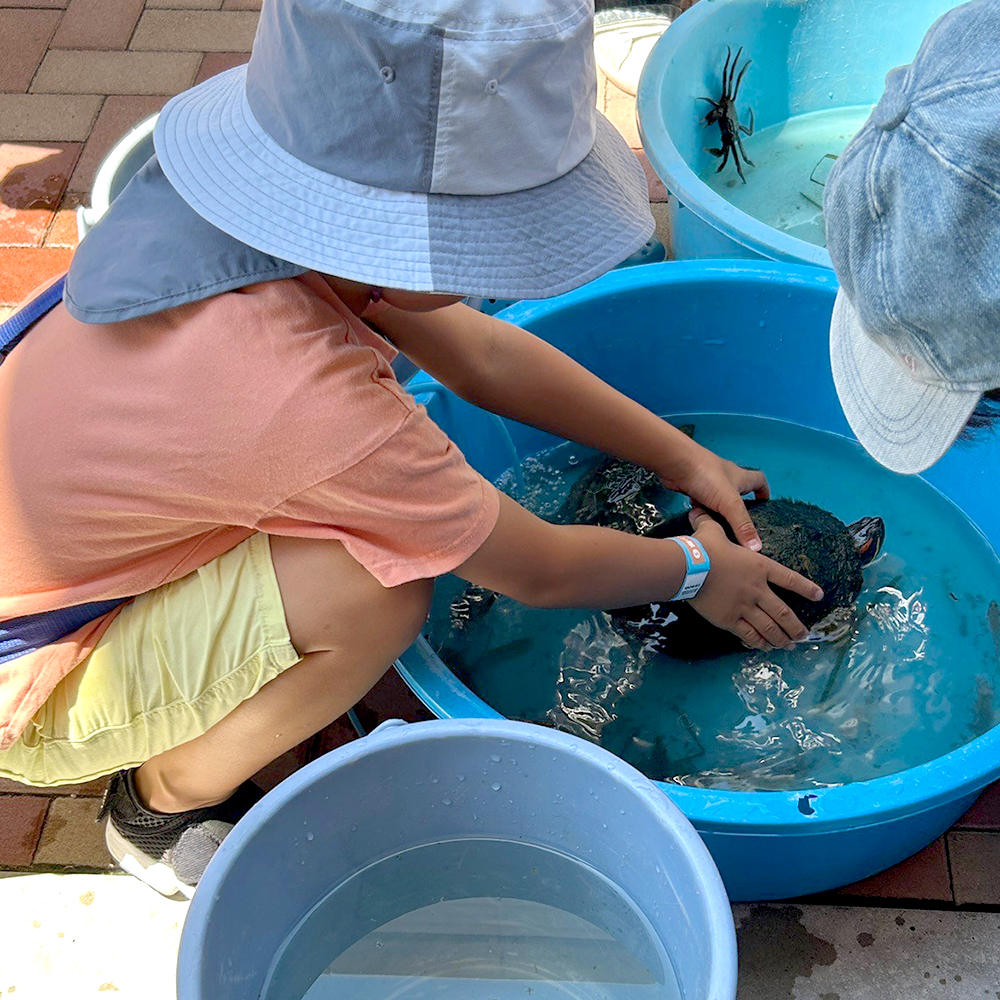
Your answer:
[0,871,187,998]
[2,876,999,999]
[734,903,1000,1000]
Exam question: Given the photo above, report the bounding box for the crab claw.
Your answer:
[848,516,885,567]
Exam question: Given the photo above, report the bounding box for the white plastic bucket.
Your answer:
[76,113,158,241]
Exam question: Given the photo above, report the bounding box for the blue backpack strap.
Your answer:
[0,598,128,665]
[0,275,66,357]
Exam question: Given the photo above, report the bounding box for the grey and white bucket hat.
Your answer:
[154,0,655,301]
[825,0,1000,475]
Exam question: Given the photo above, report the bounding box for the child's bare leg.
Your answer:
[134,535,432,813]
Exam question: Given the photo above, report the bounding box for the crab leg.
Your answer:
[728,46,744,98]
[740,106,755,136]
[735,133,755,167]
[733,148,746,183]
[721,46,733,99]
[733,57,752,102]
[715,145,732,173]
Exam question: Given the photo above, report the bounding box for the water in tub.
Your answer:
[699,106,874,246]
[263,839,682,999]
[424,414,1000,791]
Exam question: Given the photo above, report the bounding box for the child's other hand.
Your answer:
[658,440,769,552]
[687,509,824,651]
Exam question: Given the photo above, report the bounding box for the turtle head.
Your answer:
[848,516,885,567]
[794,516,884,644]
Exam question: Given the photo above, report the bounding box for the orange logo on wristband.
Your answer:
[678,535,708,568]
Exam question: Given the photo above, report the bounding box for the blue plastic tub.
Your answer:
[395,260,1000,902]
[636,0,960,266]
[178,719,737,999]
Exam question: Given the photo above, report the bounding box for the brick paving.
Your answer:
[0,0,998,914]
[0,0,254,319]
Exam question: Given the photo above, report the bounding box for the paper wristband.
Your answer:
[668,535,711,601]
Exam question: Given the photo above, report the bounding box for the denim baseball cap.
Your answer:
[825,0,1000,475]
[153,0,654,301]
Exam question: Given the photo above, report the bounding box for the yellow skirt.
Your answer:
[0,532,301,787]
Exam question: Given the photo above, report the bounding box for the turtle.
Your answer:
[444,447,885,662]
[554,424,695,535]
[608,497,885,659]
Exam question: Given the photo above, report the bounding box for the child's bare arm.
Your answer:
[457,494,822,651]
[371,301,768,551]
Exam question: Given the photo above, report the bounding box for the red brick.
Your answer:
[0,93,101,142]
[0,795,49,866]
[147,0,223,6]
[310,716,359,757]
[0,244,74,305]
[832,837,953,902]
[32,49,200,96]
[51,0,145,51]
[954,780,1000,830]
[43,189,83,247]
[0,141,81,246]
[130,9,260,52]
[34,795,112,867]
[634,148,668,203]
[354,668,434,732]
[223,0,262,8]
[252,737,315,793]
[0,0,68,7]
[0,10,60,92]
[68,94,167,195]
[195,50,248,85]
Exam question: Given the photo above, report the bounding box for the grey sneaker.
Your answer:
[97,768,263,898]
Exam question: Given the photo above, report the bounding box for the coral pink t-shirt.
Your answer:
[0,273,499,748]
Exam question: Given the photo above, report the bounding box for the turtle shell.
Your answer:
[609,498,864,658]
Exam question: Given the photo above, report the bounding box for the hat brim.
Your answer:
[153,66,655,301]
[830,289,980,475]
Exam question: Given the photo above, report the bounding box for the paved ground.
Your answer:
[2,1,1000,997]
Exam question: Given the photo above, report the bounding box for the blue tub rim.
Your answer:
[397,257,1000,837]
[178,717,738,1000]
[635,0,834,269]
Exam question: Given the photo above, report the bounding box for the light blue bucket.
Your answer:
[636,0,961,265]
[394,260,1000,902]
[178,719,737,999]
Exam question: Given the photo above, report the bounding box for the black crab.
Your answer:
[700,45,755,183]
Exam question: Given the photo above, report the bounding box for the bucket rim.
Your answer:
[398,259,1000,837]
[178,716,737,999]
[88,112,158,218]
[635,0,833,269]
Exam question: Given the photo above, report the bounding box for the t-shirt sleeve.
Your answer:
[256,406,501,587]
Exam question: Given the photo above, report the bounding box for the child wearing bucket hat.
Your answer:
[0,0,821,897]
[825,0,1000,475]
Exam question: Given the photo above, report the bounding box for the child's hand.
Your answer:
[687,509,824,651]
[658,439,769,552]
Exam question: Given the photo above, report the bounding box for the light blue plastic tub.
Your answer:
[178,719,737,1000]
[394,260,1000,902]
[636,0,960,266]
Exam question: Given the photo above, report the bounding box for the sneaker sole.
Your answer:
[104,820,196,900]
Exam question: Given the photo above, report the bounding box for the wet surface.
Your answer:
[733,904,1000,999]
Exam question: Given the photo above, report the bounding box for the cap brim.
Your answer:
[154,66,655,301]
[830,289,980,474]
